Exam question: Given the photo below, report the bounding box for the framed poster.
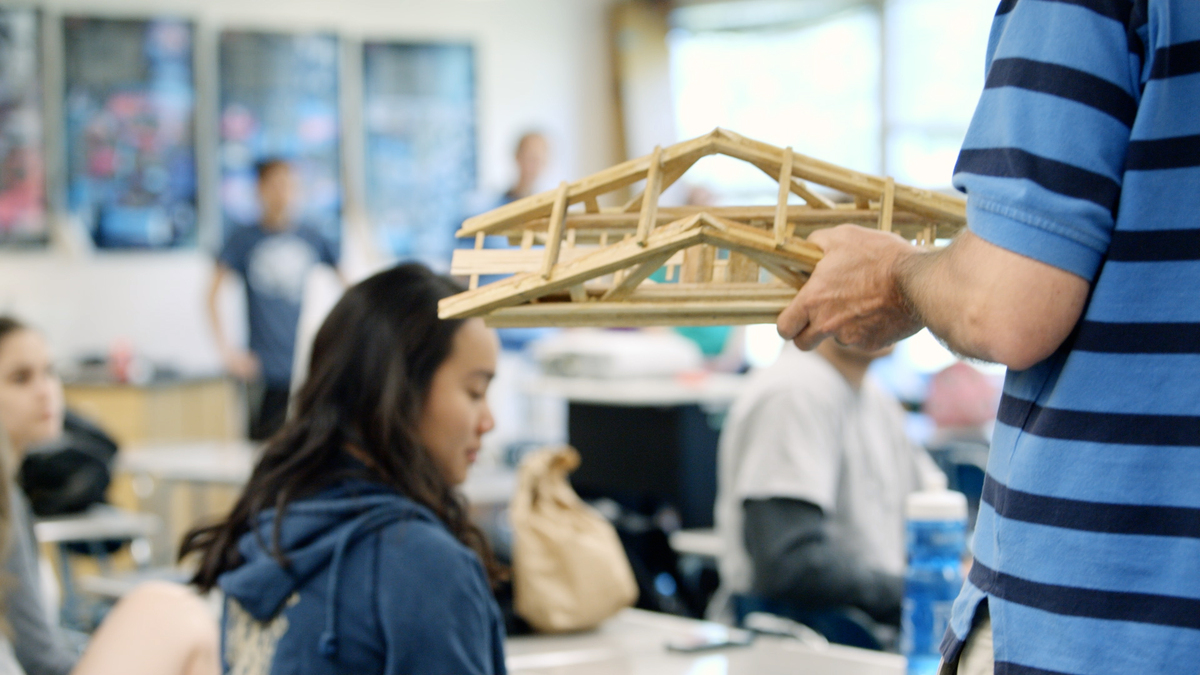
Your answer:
[363,41,475,266]
[0,8,46,246]
[63,17,197,249]
[219,31,340,254]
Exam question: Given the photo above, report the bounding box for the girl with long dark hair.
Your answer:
[180,263,506,674]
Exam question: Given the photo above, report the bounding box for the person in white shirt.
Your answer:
[712,339,941,631]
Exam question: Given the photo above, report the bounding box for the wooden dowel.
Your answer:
[728,252,760,283]
[521,230,534,249]
[774,147,794,247]
[469,232,485,290]
[457,129,722,237]
[622,153,698,212]
[681,245,716,283]
[602,251,674,301]
[541,181,570,279]
[585,197,600,213]
[636,145,664,247]
[878,177,895,233]
[791,178,834,209]
[710,129,966,224]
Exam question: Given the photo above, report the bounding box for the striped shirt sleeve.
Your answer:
[952,0,1142,281]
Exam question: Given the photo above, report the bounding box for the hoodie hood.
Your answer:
[219,481,442,658]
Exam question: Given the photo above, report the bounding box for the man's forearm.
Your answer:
[893,232,1089,370]
[892,242,991,363]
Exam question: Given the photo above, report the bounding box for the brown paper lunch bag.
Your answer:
[510,446,639,633]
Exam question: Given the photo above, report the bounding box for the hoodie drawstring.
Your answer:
[318,505,413,659]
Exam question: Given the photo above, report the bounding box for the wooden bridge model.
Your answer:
[439,128,966,327]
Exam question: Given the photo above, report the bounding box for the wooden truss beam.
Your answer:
[456,130,723,238]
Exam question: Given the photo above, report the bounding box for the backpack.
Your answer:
[18,411,117,517]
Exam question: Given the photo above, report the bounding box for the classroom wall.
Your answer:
[0,0,619,374]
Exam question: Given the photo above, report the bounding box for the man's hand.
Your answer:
[777,224,923,351]
[222,348,261,381]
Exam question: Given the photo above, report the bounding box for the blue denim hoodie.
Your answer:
[218,482,506,675]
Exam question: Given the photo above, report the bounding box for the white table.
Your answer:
[506,609,905,675]
[34,504,160,545]
[530,373,745,409]
[119,440,518,563]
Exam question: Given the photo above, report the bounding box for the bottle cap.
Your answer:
[905,489,968,522]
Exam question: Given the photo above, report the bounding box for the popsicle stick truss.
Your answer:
[439,128,966,327]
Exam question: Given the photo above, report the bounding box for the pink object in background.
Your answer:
[924,362,998,430]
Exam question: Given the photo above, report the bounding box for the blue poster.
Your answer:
[64,17,197,249]
[363,42,475,267]
[219,31,340,255]
[0,8,45,247]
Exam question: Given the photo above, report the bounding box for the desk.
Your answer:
[506,609,905,675]
[119,440,518,563]
[34,505,161,627]
[34,505,160,545]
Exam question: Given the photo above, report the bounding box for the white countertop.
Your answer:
[529,373,746,408]
[506,609,905,675]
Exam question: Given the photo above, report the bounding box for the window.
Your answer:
[667,0,995,200]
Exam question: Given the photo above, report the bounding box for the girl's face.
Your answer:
[0,329,64,455]
[417,319,498,486]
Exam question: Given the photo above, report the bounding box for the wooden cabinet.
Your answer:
[63,377,240,446]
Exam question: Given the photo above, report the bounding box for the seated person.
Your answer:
[711,340,942,631]
[922,361,997,529]
[0,316,218,675]
[181,263,507,675]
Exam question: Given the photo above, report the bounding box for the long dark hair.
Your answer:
[0,316,25,346]
[180,263,503,589]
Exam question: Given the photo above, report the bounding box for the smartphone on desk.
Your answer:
[665,625,755,653]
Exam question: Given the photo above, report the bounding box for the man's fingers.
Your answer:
[806,226,833,246]
[777,293,810,340]
[792,324,828,351]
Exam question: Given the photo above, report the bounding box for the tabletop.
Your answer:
[506,609,906,675]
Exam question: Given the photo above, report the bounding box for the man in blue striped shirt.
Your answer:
[777,1,1200,673]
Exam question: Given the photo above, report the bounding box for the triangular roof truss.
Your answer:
[439,128,965,327]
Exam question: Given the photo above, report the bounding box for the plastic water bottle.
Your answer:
[901,488,967,675]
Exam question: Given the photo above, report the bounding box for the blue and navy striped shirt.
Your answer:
[944,1,1200,673]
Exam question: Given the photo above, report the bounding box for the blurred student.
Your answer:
[458,131,553,352]
[923,362,997,529]
[181,264,507,675]
[208,159,340,440]
[0,317,218,675]
[711,340,941,637]
[501,132,549,205]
